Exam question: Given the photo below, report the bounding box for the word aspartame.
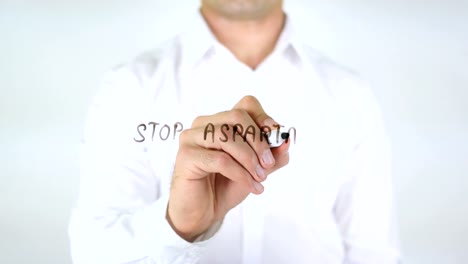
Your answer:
[134,122,296,144]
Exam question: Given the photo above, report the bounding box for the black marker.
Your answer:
[266,131,289,148]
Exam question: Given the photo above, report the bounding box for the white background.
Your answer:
[1,0,467,263]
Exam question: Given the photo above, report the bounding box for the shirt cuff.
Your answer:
[132,195,223,263]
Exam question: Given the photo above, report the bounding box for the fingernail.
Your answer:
[262,149,275,165]
[256,164,266,180]
[253,181,264,193]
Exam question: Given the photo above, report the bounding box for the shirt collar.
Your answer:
[179,10,307,70]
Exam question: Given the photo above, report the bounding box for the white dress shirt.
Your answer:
[68,10,401,264]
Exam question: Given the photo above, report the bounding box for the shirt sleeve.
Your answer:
[68,66,221,264]
[332,79,402,264]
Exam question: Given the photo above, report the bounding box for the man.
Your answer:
[69,0,401,263]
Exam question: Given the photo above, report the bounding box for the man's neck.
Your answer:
[200,5,285,70]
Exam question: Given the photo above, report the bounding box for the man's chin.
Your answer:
[202,0,282,20]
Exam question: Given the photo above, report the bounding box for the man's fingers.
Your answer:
[191,109,276,170]
[266,139,291,175]
[186,95,289,181]
[176,146,264,195]
[179,127,268,183]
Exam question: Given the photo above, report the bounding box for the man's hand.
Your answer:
[166,96,290,241]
